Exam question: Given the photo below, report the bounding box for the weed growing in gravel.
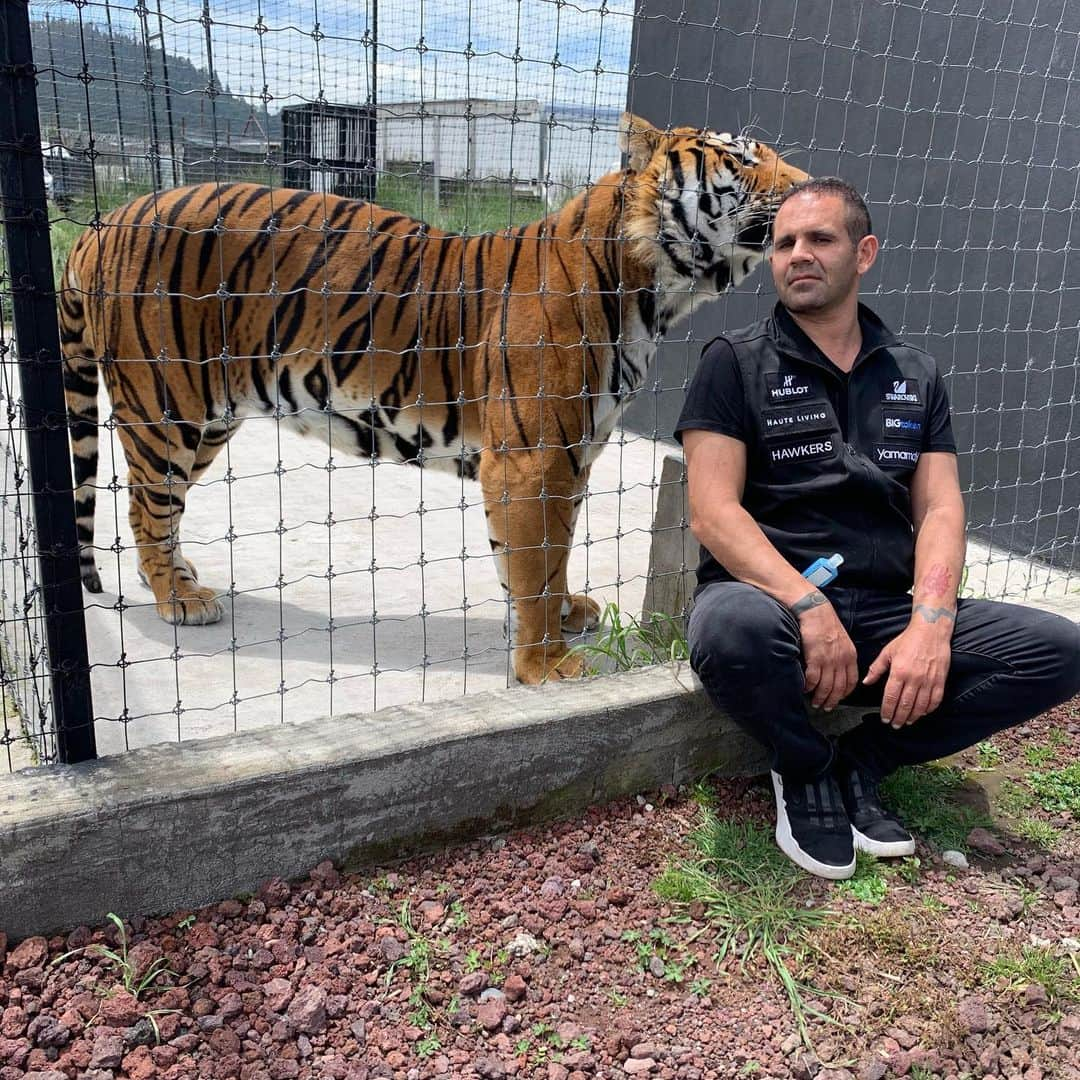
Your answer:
[895,856,922,884]
[621,925,698,984]
[975,741,1002,769]
[690,780,718,808]
[568,603,689,673]
[654,811,832,1042]
[837,854,888,905]
[51,913,175,999]
[1027,762,1080,816]
[381,900,450,1055]
[920,894,947,915]
[986,945,1080,1004]
[385,901,436,986]
[1024,744,1057,768]
[1014,816,1059,850]
[996,779,1035,817]
[1015,883,1041,918]
[879,764,992,849]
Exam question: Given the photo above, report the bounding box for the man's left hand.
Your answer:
[863,619,953,728]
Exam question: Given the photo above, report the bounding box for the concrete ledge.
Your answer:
[0,666,857,940]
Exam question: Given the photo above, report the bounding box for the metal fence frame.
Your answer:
[0,1,94,763]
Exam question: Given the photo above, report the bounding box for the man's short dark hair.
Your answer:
[776,177,872,246]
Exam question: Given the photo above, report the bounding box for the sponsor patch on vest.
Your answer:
[883,378,921,404]
[765,371,813,402]
[761,402,832,439]
[882,409,924,441]
[770,438,835,464]
[875,444,921,467]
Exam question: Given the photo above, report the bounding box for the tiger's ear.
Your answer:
[619,112,662,173]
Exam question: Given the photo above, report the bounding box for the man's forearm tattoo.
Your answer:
[790,590,828,616]
[921,565,954,596]
[913,603,956,624]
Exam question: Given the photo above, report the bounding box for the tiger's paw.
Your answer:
[561,593,601,633]
[155,585,225,626]
[514,644,584,684]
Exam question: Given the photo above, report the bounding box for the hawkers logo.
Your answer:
[876,446,920,466]
[770,438,834,464]
[884,378,920,404]
[766,372,812,401]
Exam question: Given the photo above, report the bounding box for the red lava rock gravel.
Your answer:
[2,697,1079,1079]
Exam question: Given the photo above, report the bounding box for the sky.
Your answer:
[33,0,634,117]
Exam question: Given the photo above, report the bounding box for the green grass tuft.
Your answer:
[569,602,689,674]
[879,763,992,850]
[837,853,888,905]
[654,811,835,1043]
[1012,817,1059,850]
[986,945,1080,1004]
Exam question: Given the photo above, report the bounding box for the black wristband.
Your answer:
[790,590,828,616]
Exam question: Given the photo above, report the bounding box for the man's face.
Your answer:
[769,192,874,315]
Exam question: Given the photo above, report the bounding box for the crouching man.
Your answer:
[676,177,1080,879]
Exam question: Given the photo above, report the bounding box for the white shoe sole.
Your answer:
[771,771,856,880]
[852,827,916,858]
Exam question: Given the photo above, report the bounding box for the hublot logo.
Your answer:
[766,372,812,401]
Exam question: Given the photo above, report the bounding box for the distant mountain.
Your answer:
[30,17,277,144]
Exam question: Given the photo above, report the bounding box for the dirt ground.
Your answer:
[2,696,1079,1080]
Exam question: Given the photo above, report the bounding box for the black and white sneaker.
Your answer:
[770,770,856,880]
[834,762,916,858]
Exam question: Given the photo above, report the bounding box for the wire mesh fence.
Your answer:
[0,0,1077,767]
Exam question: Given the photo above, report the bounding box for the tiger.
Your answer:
[59,112,808,685]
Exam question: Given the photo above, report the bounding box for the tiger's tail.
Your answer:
[58,239,102,594]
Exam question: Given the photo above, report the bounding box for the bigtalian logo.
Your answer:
[884,414,922,435]
[884,378,920,404]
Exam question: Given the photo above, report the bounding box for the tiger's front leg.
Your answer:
[480,445,589,685]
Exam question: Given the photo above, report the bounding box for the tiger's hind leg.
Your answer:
[117,417,224,626]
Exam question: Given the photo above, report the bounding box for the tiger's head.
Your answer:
[618,112,810,306]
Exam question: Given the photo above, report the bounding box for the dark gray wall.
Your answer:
[625,0,1080,574]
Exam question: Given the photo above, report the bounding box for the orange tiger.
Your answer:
[60,113,807,684]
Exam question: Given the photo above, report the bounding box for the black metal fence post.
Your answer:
[0,1,95,763]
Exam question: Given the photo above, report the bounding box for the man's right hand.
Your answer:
[796,596,859,710]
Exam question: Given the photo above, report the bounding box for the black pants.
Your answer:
[688,581,1080,781]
